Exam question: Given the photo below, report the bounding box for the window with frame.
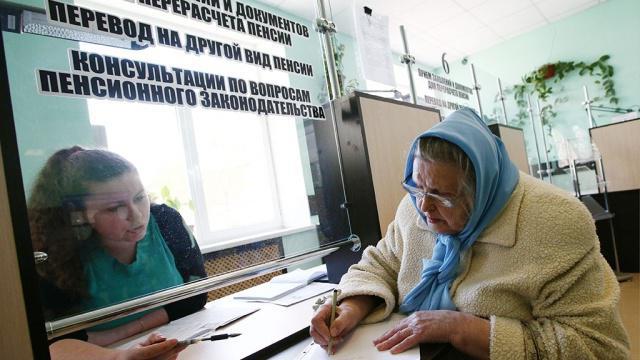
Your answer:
[81,20,312,253]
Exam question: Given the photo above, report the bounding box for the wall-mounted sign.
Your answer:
[417,67,474,115]
[441,53,449,74]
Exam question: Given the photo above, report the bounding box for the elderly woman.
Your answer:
[310,108,629,358]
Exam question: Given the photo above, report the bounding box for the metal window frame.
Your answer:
[46,235,360,339]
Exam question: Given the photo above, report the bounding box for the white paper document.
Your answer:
[113,302,259,349]
[298,314,419,360]
[234,265,328,301]
[233,281,307,301]
[271,282,335,307]
[271,265,327,284]
[353,7,396,87]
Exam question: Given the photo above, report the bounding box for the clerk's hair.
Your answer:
[28,146,136,302]
[418,137,476,215]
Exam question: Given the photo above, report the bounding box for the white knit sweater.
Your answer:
[338,173,630,359]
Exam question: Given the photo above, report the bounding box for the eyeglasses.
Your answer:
[402,182,456,209]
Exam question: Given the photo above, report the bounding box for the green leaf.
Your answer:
[599,54,610,62]
[598,63,607,75]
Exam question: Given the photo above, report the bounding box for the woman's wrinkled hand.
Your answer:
[119,333,187,360]
[309,296,376,354]
[373,310,459,354]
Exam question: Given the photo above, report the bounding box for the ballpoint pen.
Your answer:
[177,333,241,346]
[327,289,338,355]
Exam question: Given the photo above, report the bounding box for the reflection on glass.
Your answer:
[3,0,350,340]
[29,147,206,340]
[499,76,601,193]
[465,64,500,124]
[79,40,322,253]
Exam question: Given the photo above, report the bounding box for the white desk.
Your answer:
[268,316,450,360]
[267,337,311,360]
[115,287,452,359]
[172,294,322,359]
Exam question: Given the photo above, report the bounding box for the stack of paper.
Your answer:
[270,282,335,306]
[233,282,307,301]
[233,265,328,302]
[270,265,327,284]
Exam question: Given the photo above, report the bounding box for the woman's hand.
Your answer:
[373,310,489,358]
[118,333,186,360]
[88,309,170,346]
[49,333,187,360]
[309,295,379,353]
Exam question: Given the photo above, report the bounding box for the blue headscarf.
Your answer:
[399,108,519,313]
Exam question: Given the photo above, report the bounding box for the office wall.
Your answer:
[1,0,40,7]
[466,0,639,109]
[2,0,93,193]
[5,32,93,193]
[442,0,640,160]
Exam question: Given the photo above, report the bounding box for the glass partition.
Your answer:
[0,0,352,338]
[315,2,410,101]
[318,2,480,115]
[470,65,501,124]
[499,76,600,194]
[416,62,478,118]
[324,1,621,198]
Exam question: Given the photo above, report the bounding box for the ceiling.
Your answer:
[258,0,605,67]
